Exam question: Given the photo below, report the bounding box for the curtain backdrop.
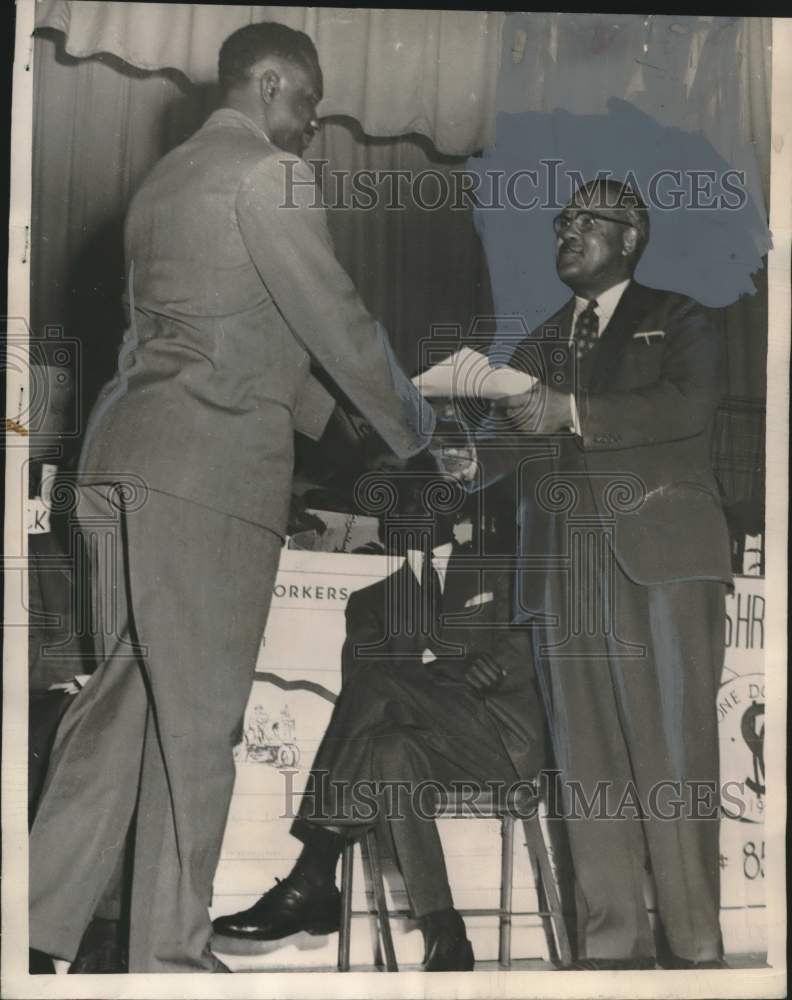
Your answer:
[30,30,493,445]
[498,14,771,212]
[35,1,504,155]
[30,10,771,444]
[488,13,771,403]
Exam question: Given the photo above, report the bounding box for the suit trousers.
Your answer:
[536,548,726,963]
[293,660,521,918]
[29,484,281,971]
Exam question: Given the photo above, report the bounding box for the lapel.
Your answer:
[540,299,574,340]
[395,554,469,632]
[439,547,478,617]
[588,281,653,389]
[377,561,423,655]
[400,552,471,653]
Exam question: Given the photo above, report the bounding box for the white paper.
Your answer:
[412,346,538,399]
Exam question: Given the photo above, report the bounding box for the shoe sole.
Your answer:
[306,921,341,936]
[212,921,340,948]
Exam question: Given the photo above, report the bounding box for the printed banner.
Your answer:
[719,576,766,954]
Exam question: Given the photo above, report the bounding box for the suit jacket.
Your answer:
[481,282,732,591]
[79,108,432,530]
[341,551,545,780]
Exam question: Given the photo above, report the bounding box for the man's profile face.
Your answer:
[267,60,323,157]
[555,192,635,298]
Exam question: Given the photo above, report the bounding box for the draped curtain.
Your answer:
[35,1,504,155]
[30,28,493,439]
[498,14,771,212]
[487,14,772,404]
[30,7,772,433]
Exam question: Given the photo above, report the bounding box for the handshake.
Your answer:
[323,382,574,484]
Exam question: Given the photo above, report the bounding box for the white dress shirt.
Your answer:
[571,278,631,338]
[405,541,454,591]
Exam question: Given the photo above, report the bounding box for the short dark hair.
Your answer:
[572,178,650,260]
[218,22,320,92]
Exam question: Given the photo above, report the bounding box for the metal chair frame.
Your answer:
[331,791,573,972]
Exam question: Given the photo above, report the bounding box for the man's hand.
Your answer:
[464,653,505,694]
[497,385,574,434]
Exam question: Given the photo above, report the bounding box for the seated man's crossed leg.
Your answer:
[214,496,544,971]
[213,662,527,970]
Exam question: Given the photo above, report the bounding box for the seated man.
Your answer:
[213,474,545,970]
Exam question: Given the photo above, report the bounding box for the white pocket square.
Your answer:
[632,330,666,343]
[464,591,494,608]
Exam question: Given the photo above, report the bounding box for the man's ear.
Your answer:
[622,226,639,256]
[259,68,281,104]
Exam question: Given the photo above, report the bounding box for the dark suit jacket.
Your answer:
[79,108,432,530]
[341,551,545,781]
[482,282,732,591]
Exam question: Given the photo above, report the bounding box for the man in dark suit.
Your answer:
[491,179,732,969]
[28,23,433,973]
[212,474,545,970]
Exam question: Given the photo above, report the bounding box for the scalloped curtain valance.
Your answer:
[34,1,504,155]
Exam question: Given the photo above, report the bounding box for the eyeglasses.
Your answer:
[553,211,635,236]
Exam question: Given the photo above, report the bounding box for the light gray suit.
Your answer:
[80,107,429,530]
[29,108,432,972]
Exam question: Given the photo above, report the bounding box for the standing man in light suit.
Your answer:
[493,179,732,969]
[29,22,433,973]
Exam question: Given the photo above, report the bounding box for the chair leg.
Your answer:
[365,828,399,971]
[359,837,384,967]
[533,849,560,967]
[522,816,572,967]
[337,841,355,972]
[520,811,559,967]
[499,816,515,968]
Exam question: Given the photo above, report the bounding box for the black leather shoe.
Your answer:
[29,949,55,974]
[572,957,656,970]
[69,918,128,974]
[422,910,475,972]
[212,875,340,941]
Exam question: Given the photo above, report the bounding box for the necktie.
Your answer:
[573,299,599,360]
[419,552,444,642]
